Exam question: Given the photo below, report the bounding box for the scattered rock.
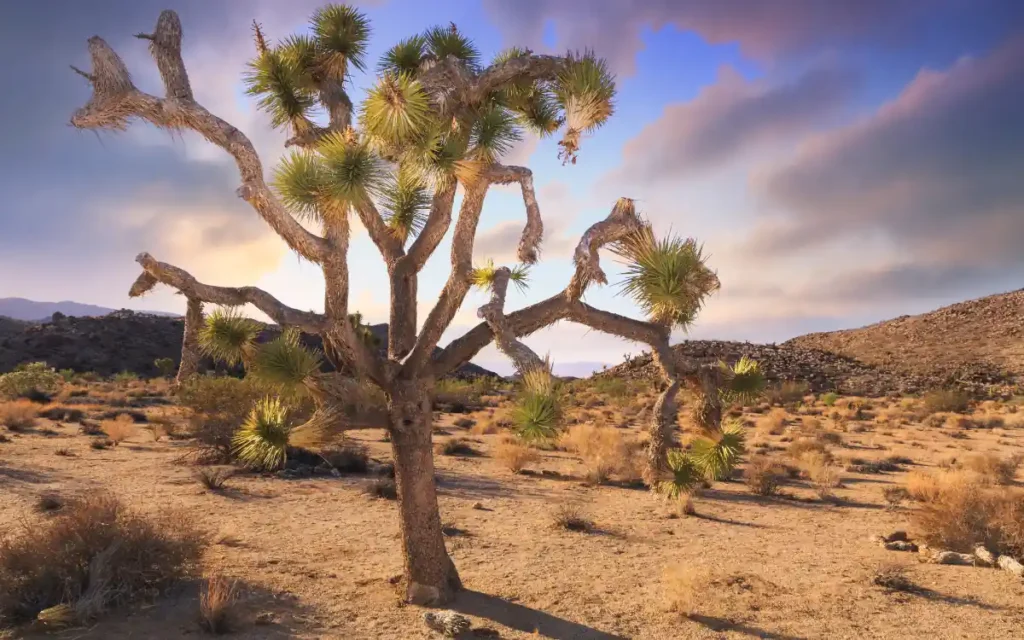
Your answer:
[885,531,909,543]
[932,551,977,566]
[997,555,1024,578]
[884,541,918,552]
[422,610,471,638]
[973,545,997,567]
[254,612,278,625]
[868,534,887,545]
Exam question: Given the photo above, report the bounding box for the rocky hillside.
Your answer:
[786,289,1024,391]
[0,311,498,379]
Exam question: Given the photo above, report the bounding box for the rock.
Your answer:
[932,551,976,566]
[997,555,1024,577]
[884,541,918,552]
[423,610,471,638]
[973,545,997,567]
[885,531,910,543]
[254,611,278,625]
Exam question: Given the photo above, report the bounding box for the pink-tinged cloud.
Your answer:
[608,64,858,185]
[483,0,938,73]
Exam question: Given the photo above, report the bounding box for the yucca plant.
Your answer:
[658,449,703,500]
[471,259,530,292]
[232,396,292,471]
[720,356,766,406]
[249,328,323,397]
[511,367,563,442]
[690,421,747,482]
[198,308,261,367]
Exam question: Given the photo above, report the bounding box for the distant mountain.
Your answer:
[0,298,179,322]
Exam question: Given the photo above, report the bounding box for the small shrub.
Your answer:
[54,447,74,457]
[0,362,61,400]
[551,504,594,532]
[320,440,370,473]
[112,371,139,384]
[786,438,833,463]
[34,494,65,513]
[39,405,85,423]
[872,564,920,593]
[435,437,478,457]
[820,392,839,407]
[364,477,398,500]
[765,380,810,407]
[470,419,499,435]
[923,389,970,414]
[663,565,714,618]
[494,439,539,473]
[756,408,788,436]
[101,414,137,446]
[0,401,38,431]
[745,456,786,496]
[964,452,1022,485]
[560,424,639,483]
[800,451,843,499]
[0,493,204,624]
[453,417,476,429]
[90,439,112,450]
[198,576,238,634]
[882,486,910,510]
[194,468,234,491]
[153,358,176,378]
[912,473,1024,557]
[177,376,264,460]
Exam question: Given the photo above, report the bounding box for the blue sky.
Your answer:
[1,1,1022,376]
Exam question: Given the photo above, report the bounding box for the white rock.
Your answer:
[997,555,1024,577]
[932,551,976,566]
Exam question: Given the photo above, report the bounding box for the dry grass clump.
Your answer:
[662,565,715,618]
[922,389,971,414]
[434,437,478,457]
[194,467,234,491]
[0,493,204,625]
[799,451,843,499]
[100,414,137,446]
[0,401,38,431]
[756,408,788,436]
[745,456,787,496]
[786,438,834,464]
[962,452,1023,485]
[911,471,1024,557]
[470,419,499,435]
[363,477,398,500]
[494,439,540,473]
[320,440,370,474]
[560,424,640,484]
[198,575,239,634]
[551,504,594,533]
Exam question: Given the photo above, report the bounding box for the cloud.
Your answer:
[745,34,1024,300]
[481,0,993,74]
[474,182,579,263]
[609,64,858,184]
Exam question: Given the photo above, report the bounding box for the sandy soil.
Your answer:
[2,388,1024,639]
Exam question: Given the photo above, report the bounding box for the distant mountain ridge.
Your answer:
[0,297,178,321]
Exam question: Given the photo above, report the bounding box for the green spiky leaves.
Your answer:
[690,421,746,481]
[379,36,427,76]
[312,4,372,77]
[232,396,291,471]
[471,259,530,292]
[250,328,323,395]
[425,24,480,70]
[244,48,316,132]
[318,131,384,207]
[555,51,616,163]
[361,73,432,146]
[612,223,721,329]
[511,367,562,442]
[378,165,430,242]
[199,308,261,367]
[720,357,766,406]
[658,449,703,500]
[468,106,522,164]
[272,150,330,222]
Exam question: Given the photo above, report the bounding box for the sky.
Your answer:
[1,1,1022,377]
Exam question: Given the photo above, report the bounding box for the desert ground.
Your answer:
[2,376,1024,639]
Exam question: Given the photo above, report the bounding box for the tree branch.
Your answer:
[131,252,327,333]
[487,164,543,264]
[404,184,458,270]
[69,12,329,264]
[566,197,643,300]
[354,199,403,265]
[476,267,547,374]
[468,54,565,105]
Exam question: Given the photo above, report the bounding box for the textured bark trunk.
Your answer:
[388,380,461,605]
[644,379,679,486]
[176,297,203,387]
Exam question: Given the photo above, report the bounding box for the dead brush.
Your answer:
[560,423,641,484]
[662,565,715,618]
[194,467,234,491]
[911,472,1024,556]
[198,575,239,634]
[101,414,137,446]
[551,504,594,533]
[434,437,479,457]
[756,408,788,436]
[364,477,398,500]
[963,452,1023,485]
[799,451,843,499]
[0,493,204,625]
[745,456,787,496]
[494,439,540,473]
[872,564,921,593]
[0,400,39,431]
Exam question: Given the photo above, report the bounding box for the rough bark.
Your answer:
[388,380,461,605]
[176,297,203,387]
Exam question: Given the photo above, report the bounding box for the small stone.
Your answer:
[472,502,485,510]
[868,534,887,545]
[884,540,918,552]
[254,611,278,625]
[997,555,1024,577]
[885,531,909,542]
[973,545,997,567]
[932,551,976,566]
[423,610,471,638]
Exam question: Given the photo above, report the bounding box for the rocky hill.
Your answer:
[0,311,498,379]
[785,289,1024,391]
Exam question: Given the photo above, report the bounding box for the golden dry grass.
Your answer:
[493,439,539,473]
[560,424,641,483]
[0,401,38,431]
[662,565,715,617]
[100,414,137,445]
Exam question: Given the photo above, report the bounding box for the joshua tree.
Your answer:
[70,6,725,605]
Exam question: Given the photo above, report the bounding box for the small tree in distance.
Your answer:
[70,6,729,605]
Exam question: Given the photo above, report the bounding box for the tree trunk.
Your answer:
[644,379,679,486]
[388,380,461,605]
[176,297,203,387]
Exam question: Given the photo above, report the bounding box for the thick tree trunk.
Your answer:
[644,379,679,486]
[176,297,203,387]
[388,380,461,605]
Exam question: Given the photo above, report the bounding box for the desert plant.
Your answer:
[912,472,1024,557]
[364,477,398,500]
[658,449,703,501]
[493,439,539,473]
[765,380,809,407]
[923,388,971,414]
[70,6,729,605]
[435,437,478,456]
[745,456,786,496]
[820,392,839,407]
[0,493,204,625]
[0,362,61,400]
[101,414,137,445]
[0,400,39,431]
[320,439,370,473]
[663,565,714,617]
[194,467,234,491]
[198,576,238,634]
[800,451,843,499]
[153,357,176,378]
[560,423,638,483]
[690,421,746,481]
[231,397,293,471]
[551,504,594,532]
[177,376,266,459]
[511,368,564,442]
[964,452,1023,485]
[112,370,139,384]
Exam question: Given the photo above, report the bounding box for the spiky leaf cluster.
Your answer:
[232,396,292,471]
[470,259,530,293]
[379,164,431,242]
[612,223,721,329]
[690,421,746,481]
[198,308,261,367]
[511,367,562,442]
[250,328,323,395]
[657,449,703,500]
[719,357,766,406]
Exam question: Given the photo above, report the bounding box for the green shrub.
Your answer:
[820,392,839,407]
[923,389,971,414]
[153,358,176,378]
[177,376,265,459]
[0,362,62,400]
[112,371,139,384]
[765,380,810,406]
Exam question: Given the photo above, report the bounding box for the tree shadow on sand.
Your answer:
[688,614,807,639]
[452,590,628,639]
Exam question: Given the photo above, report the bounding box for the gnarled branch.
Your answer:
[567,197,642,300]
[131,252,327,333]
[487,164,543,264]
[69,12,329,263]
[476,267,547,374]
